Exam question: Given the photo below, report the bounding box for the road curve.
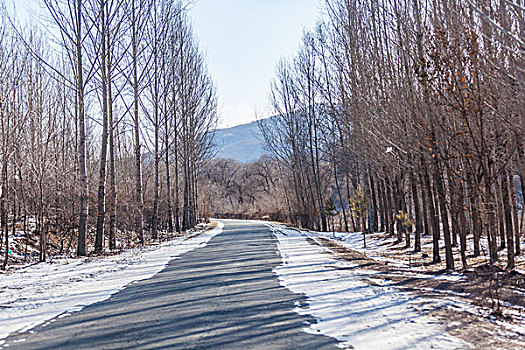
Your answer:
[4,220,340,350]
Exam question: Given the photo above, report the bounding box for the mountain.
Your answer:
[213,119,268,163]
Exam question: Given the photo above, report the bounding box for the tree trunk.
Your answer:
[419,169,430,237]
[151,11,160,240]
[348,179,357,231]
[378,176,386,232]
[107,23,117,250]
[108,90,116,250]
[1,157,8,270]
[385,175,395,236]
[95,0,109,253]
[422,157,440,263]
[433,160,454,271]
[458,185,468,270]
[468,175,482,257]
[509,172,520,256]
[483,175,499,264]
[165,99,173,234]
[334,160,348,232]
[368,167,378,232]
[410,168,422,252]
[497,175,506,250]
[132,0,144,244]
[501,169,515,270]
[76,0,88,257]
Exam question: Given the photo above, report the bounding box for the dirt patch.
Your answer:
[316,237,525,350]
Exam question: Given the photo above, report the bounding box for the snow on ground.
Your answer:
[269,224,468,350]
[317,230,415,269]
[0,221,224,341]
[303,227,525,277]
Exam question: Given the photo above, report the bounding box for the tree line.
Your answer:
[200,156,290,221]
[0,0,217,269]
[205,0,523,272]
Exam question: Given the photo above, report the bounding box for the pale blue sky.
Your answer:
[191,0,320,127]
[10,0,321,128]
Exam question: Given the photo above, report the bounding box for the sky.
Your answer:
[190,0,320,127]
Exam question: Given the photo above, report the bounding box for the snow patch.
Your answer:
[0,222,224,340]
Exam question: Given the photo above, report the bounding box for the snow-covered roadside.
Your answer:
[299,225,525,323]
[0,221,224,341]
[269,224,468,350]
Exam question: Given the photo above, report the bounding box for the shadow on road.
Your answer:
[4,221,341,350]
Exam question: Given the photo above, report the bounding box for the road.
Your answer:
[4,220,340,350]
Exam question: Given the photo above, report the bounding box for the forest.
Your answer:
[0,1,524,347]
[0,0,217,269]
[203,0,524,272]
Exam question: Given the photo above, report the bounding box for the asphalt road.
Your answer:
[4,220,340,350]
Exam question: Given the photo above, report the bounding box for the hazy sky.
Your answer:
[190,0,320,127]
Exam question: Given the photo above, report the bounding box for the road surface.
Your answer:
[4,220,340,349]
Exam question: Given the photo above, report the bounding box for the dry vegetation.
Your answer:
[0,0,217,269]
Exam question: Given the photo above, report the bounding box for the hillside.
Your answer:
[213,119,268,163]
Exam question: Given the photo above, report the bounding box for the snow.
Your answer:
[0,222,224,341]
[270,224,469,350]
[305,228,525,277]
[308,229,415,269]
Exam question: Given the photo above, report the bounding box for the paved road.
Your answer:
[5,220,340,349]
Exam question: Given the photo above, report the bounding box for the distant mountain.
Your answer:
[213,119,268,163]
